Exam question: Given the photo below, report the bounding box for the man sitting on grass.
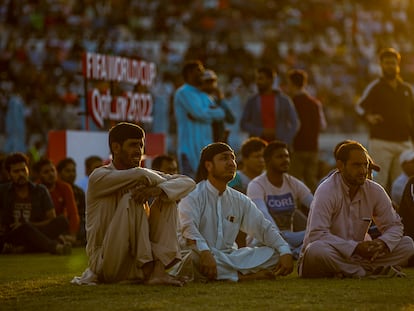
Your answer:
[175,142,293,282]
[298,141,414,278]
[72,122,195,286]
[0,152,71,255]
[246,141,313,259]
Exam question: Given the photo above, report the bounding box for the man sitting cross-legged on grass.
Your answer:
[72,122,195,286]
[0,152,71,255]
[298,141,414,278]
[246,141,313,259]
[174,142,293,282]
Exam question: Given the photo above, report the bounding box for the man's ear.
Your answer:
[205,161,213,173]
[111,142,121,155]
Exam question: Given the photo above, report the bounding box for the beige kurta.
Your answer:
[298,171,414,278]
[71,163,195,284]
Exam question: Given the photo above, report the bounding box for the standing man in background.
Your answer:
[240,66,299,146]
[174,60,224,178]
[286,69,327,193]
[174,60,225,179]
[356,48,414,192]
[200,69,235,143]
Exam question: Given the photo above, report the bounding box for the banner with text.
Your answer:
[82,52,156,129]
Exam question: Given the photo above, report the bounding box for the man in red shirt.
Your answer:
[241,67,299,146]
[34,158,79,245]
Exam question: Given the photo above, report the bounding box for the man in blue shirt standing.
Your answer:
[174,60,225,178]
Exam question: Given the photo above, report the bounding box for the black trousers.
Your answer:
[1,216,69,254]
[38,215,70,241]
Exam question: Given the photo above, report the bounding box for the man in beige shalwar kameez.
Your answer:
[72,122,195,285]
[298,141,414,278]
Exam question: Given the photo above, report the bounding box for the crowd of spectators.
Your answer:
[0,0,414,157]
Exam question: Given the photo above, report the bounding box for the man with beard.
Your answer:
[72,122,195,286]
[246,141,313,259]
[298,141,414,278]
[240,66,299,145]
[174,60,225,179]
[176,142,293,282]
[35,158,79,245]
[0,153,71,255]
[356,48,414,192]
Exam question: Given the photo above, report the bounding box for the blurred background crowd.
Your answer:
[0,0,413,159]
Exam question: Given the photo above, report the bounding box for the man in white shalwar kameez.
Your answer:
[176,142,293,282]
[72,122,195,286]
[298,141,414,278]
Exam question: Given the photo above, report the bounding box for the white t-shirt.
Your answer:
[247,173,313,231]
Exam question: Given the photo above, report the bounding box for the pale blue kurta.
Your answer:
[174,84,225,174]
[178,180,291,281]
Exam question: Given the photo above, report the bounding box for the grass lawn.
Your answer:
[1,247,414,311]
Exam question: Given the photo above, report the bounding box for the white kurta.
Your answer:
[72,163,195,284]
[247,173,313,231]
[178,180,291,281]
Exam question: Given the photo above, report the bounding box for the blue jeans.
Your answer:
[247,230,305,260]
[280,230,305,260]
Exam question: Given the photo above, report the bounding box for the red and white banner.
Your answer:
[82,52,156,128]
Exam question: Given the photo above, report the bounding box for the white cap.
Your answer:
[202,69,217,81]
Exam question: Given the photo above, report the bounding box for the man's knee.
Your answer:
[397,236,414,257]
[300,241,336,278]
[303,240,332,262]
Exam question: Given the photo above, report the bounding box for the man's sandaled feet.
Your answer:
[367,265,406,279]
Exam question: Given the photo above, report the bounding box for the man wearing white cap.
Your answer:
[200,69,235,143]
[391,149,414,206]
[174,61,225,179]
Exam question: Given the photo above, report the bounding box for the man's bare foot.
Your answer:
[145,260,187,286]
[238,269,275,281]
[145,274,185,287]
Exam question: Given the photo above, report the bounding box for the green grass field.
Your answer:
[1,247,414,311]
